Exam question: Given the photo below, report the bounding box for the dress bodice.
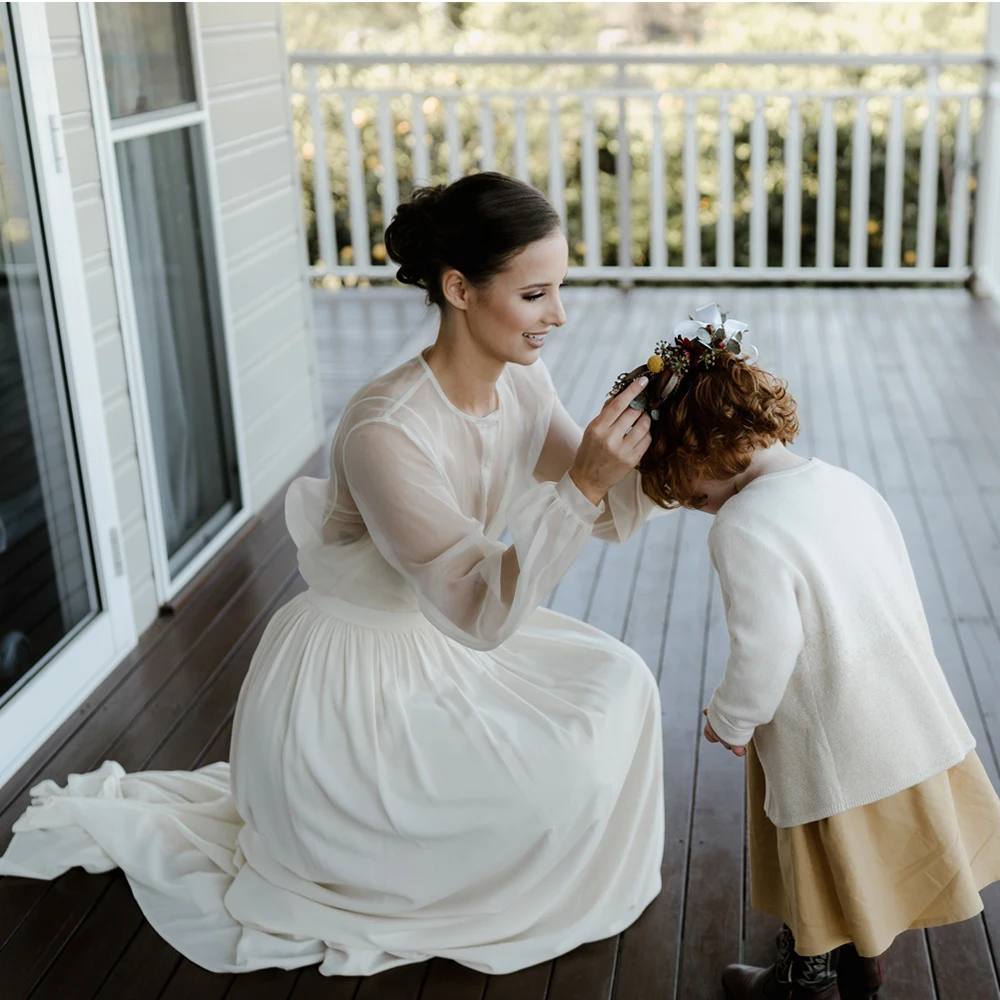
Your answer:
[285,354,659,650]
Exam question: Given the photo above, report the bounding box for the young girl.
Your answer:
[611,304,1000,1000]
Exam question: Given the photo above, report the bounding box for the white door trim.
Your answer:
[0,4,137,790]
[77,1,251,602]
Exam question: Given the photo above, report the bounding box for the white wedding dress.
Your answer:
[0,355,665,977]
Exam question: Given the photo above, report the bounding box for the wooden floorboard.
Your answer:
[2,287,1000,999]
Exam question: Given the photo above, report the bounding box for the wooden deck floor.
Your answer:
[2,286,1000,999]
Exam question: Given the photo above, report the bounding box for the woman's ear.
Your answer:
[441,268,471,311]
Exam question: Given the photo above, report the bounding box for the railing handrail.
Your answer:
[299,87,981,101]
[291,50,992,69]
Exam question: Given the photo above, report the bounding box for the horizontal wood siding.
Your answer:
[198,1,323,510]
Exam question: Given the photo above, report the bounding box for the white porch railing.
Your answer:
[289,51,992,285]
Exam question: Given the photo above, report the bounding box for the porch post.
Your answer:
[974,4,1000,302]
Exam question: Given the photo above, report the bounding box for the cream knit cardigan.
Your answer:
[705,459,974,828]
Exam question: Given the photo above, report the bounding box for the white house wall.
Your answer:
[45,2,323,631]
[198,2,323,511]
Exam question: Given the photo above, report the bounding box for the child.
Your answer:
[610,304,1000,1000]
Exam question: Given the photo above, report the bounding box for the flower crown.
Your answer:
[609,303,759,419]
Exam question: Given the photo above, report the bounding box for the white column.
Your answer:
[974,4,1000,301]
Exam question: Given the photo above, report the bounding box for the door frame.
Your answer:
[0,3,137,789]
[78,1,252,602]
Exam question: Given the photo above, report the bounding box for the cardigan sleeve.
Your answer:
[706,520,805,747]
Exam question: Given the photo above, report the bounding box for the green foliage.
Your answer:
[285,2,987,277]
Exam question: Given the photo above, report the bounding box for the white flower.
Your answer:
[673,302,749,343]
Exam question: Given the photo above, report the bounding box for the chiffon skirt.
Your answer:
[0,590,664,977]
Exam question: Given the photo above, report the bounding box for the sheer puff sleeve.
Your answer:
[342,418,605,651]
[533,394,666,543]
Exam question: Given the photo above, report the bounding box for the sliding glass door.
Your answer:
[0,7,99,706]
[91,3,242,589]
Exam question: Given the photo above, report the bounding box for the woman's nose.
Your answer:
[548,294,567,328]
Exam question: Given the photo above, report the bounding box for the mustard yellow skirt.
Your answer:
[748,744,1000,958]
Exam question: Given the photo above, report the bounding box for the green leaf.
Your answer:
[727,339,741,353]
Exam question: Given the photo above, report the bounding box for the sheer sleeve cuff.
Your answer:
[556,471,606,523]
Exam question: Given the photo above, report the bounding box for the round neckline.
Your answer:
[736,457,818,495]
[418,350,503,424]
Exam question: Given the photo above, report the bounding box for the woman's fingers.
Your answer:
[598,377,648,427]
[628,432,652,465]
[613,402,650,436]
[620,409,651,438]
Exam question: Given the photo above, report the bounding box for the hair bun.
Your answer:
[382,173,561,307]
[383,184,447,289]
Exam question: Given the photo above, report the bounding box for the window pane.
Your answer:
[95,2,195,120]
[115,127,240,573]
[0,17,99,704]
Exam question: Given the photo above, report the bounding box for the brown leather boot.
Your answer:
[722,964,791,1000]
[722,963,842,1000]
[836,945,885,999]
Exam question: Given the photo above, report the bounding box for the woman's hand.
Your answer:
[702,708,747,758]
[569,377,652,506]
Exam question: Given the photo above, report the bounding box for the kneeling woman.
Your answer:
[0,174,666,978]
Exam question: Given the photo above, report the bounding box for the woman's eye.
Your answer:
[523,292,544,301]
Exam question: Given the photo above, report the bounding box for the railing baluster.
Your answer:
[917,67,940,269]
[479,95,494,172]
[716,95,733,269]
[684,97,700,269]
[817,97,836,271]
[617,86,632,271]
[307,66,336,271]
[548,95,566,228]
[649,95,666,269]
[514,96,529,182]
[377,93,399,234]
[849,96,871,270]
[411,94,430,186]
[949,96,972,270]
[750,96,767,269]
[445,94,461,181]
[581,95,600,269]
[344,91,370,268]
[883,95,905,269]
[291,53,984,284]
[783,97,802,270]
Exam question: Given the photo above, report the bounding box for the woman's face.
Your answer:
[450,231,569,366]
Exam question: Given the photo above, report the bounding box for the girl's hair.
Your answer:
[639,353,800,509]
[383,173,562,307]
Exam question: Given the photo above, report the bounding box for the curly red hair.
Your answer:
[639,353,799,509]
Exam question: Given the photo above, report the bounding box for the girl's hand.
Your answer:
[702,708,747,758]
[569,377,652,506]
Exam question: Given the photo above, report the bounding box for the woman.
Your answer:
[0,174,665,977]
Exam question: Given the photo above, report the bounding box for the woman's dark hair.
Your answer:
[383,173,562,307]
